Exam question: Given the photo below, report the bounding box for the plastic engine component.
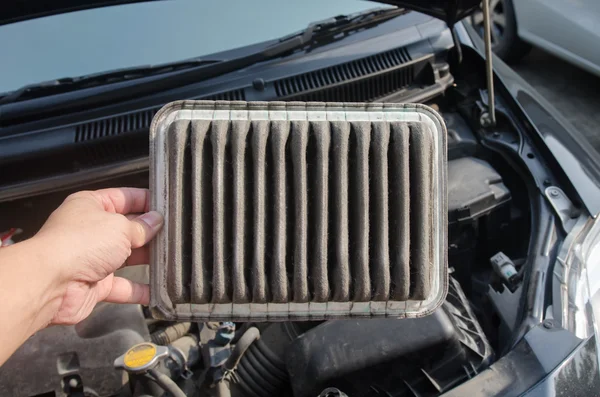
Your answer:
[149,100,447,321]
[447,157,511,224]
[446,157,511,295]
[444,112,478,160]
[228,323,300,397]
[286,277,493,397]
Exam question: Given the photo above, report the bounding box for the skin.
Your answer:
[0,188,163,366]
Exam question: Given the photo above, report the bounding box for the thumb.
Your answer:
[128,211,164,248]
[104,277,150,305]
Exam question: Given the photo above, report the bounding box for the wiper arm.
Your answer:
[0,7,405,118]
[265,7,407,56]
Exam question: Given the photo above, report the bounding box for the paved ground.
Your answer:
[512,47,600,152]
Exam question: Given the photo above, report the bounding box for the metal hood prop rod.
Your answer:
[481,0,496,127]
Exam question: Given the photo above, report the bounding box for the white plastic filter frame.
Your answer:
[149,100,448,321]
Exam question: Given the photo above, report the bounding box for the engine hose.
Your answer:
[231,322,253,344]
[224,327,260,371]
[150,322,192,345]
[216,381,232,397]
[229,338,289,397]
[148,367,186,397]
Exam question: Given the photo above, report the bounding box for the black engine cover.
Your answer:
[285,278,493,397]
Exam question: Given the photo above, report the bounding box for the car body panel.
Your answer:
[522,333,600,396]
[459,21,600,217]
[514,0,600,77]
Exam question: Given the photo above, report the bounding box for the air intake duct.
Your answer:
[149,101,447,321]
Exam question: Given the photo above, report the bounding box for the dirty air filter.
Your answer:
[149,101,447,321]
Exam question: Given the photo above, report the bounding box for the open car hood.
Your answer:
[377,0,481,24]
[2,0,481,26]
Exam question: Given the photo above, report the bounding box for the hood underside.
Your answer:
[377,0,480,24]
[2,0,481,26]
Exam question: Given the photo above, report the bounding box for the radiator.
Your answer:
[150,101,447,320]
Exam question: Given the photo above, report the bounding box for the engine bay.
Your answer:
[0,96,533,397]
[0,22,539,396]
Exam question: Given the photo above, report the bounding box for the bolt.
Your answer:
[543,320,553,329]
[252,78,265,92]
[68,378,79,388]
[549,189,559,197]
[492,131,501,138]
[480,112,492,128]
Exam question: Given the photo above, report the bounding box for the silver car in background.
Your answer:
[471,0,600,75]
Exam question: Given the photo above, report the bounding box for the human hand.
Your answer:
[33,188,163,325]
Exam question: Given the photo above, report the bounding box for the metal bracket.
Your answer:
[169,346,193,379]
[545,187,580,232]
[481,0,496,127]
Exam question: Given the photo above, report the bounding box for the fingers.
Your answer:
[104,277,150,305]
[125,246,150,266]
[88,188,164,249]
[127,211,164,249]
[93,188,151,214]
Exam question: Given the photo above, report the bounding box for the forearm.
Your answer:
[0,238,63,365]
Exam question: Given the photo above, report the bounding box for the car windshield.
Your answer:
[0,0,381,94]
